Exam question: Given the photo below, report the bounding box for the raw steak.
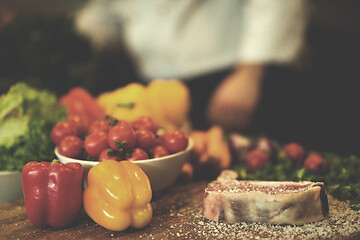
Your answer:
[203,170,329,225]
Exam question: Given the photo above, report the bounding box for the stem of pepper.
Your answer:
[116,103,135,109]
[51,159,61,166]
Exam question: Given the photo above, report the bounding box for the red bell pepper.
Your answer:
[21,160,83,228]
[57,87,105,123]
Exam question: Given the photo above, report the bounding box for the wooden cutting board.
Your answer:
[1,181,359,239]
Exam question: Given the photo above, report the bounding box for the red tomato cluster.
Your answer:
[52,115,189,162]
[243,140,328,174]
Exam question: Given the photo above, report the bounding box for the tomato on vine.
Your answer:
[84,131,109,158]
[88,119,111,134]
[67,114,90,136]
[107,124,137,151]
[132,116,157,133]
[98,148,122,162]
[135,129,156,149]
[58,135,83,158]
[51,121,78,145]
[153,145,170,158]
[164,130,188,153]
[128,148,149,161]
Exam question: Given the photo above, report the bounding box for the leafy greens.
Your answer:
[233,152,360,210]
[0,82,66,171]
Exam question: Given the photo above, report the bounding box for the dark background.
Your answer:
[0,0,359,156]
[250,0,360,156]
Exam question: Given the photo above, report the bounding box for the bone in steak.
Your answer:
[203,170,329,225]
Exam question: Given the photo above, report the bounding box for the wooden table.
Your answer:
[1,181,360,240]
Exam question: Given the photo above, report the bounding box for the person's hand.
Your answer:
[206,65,264,131]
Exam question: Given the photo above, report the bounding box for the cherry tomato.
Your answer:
[283,142,305,165]
[132,116,157,133]
[135,129,156,149]
[84,131,109,158]
[88,119,110,134]
[153,145,170,158]
[128,148,149,161]
[98,148,122,162]
[246,149,269,172]
[118,120,132,127]
[58,135,83,158]
[67,114,91,136]
[164,130,189,153]
[51,121,78,146]
[304,153,328,174]
[107,124,137,151]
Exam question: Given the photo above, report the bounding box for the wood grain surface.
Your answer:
[1,181,359,240]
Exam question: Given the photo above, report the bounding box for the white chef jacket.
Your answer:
[75,0,307,80]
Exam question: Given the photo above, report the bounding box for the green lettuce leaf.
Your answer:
[0,82,66,171]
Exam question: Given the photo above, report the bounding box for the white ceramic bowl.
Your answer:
[55,138,193,192]
[0,171,23,203]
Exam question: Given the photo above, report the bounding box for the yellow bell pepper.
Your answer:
[97,83,150,122]
[83,160,152,231]
[96,79,190,131]
[145,79,190,131]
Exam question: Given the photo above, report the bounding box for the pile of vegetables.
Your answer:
[0,82,66,171]
[229,133,360,210]
[19,81,191,231]
[54,84,190,162]
[2,80,359,216]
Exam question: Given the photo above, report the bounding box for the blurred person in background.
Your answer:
[74,0,307,132]
[3,1,358,156]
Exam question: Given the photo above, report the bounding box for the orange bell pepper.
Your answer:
[83,160,152,231]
